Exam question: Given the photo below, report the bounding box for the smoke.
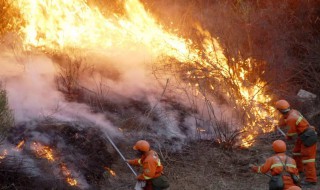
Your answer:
[79,50,160,101]
[3,54,62,122]
[0,43,203,146]
[0,47,153,129]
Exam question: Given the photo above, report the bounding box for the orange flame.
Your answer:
[31,142,55,161]
[61,163,78,186]
[16,140,25,150]
[31,142,78,186]
[0,149,8,160]
[104,167,116,177]
[10,0,276,147]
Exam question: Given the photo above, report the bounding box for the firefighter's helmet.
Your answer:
[133,140,150,152]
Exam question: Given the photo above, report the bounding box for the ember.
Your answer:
[31,142,55,161]
[61,163,78,186]
[15,140,25,150]
[104,167,116,177]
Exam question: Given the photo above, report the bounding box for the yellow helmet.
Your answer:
[133,140,150,152]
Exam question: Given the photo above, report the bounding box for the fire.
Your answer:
[15,140,25,150]
[0,149,8,160]
[31,142,78,186]
[12,0,191,59]
[31,142,55,161]
[61,163,78,186]
[10,0,276,146]
[0,140,25,161]
[104,167,116,177]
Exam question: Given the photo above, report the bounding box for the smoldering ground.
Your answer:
[0,40,231,189]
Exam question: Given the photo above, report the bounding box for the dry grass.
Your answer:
[104,136,320,190]
[103,139,268,190]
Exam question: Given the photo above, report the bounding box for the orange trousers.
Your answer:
[292,138,317,183]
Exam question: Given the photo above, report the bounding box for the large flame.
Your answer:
[10,0,276,147]
[13,0,192,60]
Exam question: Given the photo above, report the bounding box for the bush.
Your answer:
[0,87,14,143]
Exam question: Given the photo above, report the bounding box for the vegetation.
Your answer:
[0,0,319,189]
[0,86,14,143]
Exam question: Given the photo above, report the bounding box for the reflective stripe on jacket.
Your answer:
[253,153,298,176]
[279,109,310,135]
[128,150,163,180]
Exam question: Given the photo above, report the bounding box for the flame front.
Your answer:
[10,0,277,146]
[13,0,192,60]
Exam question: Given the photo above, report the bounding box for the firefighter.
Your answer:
[127,140,169,190]
[251,140,300,190]
[275,100,317,187]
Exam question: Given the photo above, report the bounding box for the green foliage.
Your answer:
[0,88,14,143]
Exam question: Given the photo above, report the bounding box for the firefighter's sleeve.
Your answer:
[127,158,141,166]
[278,117,286,127]
[255,157,273,174]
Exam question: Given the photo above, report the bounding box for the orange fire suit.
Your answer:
[128,150,164,190]
[252,153,299,189]
[279,109,317,183]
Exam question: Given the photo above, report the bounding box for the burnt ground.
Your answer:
[0,120,319,189]
[1,122,117,190]
[0,89,319,190]
[0,93,319,189]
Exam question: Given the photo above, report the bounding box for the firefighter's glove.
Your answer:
[136,174,145,181]
[286,135,292,140]
[249,164,258,173]
[126,159,133,165]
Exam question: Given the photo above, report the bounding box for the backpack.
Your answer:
[300,127,317,147]
[269,174,284,190]
[269,156,300,190]
[151,175,170,189]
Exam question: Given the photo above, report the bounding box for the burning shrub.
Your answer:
[0,0,21,39]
